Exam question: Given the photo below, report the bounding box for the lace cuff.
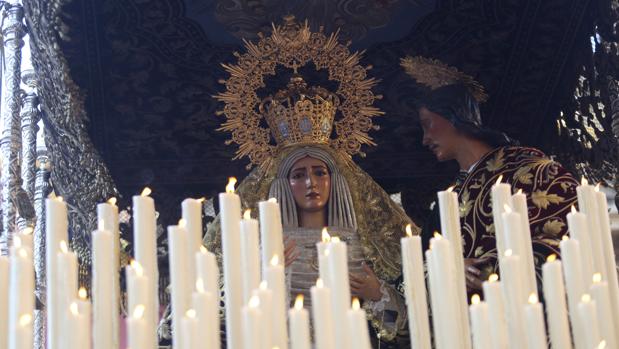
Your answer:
[364,280,391,313]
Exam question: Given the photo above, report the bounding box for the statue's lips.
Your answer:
[305,192,320,199]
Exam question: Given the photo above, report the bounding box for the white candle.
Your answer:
[14,228,33,257]
[578,294,601,348]
[509,191,538,297]
[502,206,537,300]
[594,188,619,343]
[0,257,7,349]
[326,236,351,349]
[169,223,191,349]
[542,255,572,349]
[469,294,492,349]
[348,298,372,349]
[590,273,618,349]
[310,279,335,349]
[126,261,149,326]
[252,281,273,349]
[220,178,243,349]
[57,240,78,346]
[64,301,89,349]
[242,296,263,349]
[196,246,219,296]
[127,305,147,349]
[501,249,526,348]
[8,248,34,349]
[567,206,595,290]
[437,189,471,349]
[428,234,466,349]
[12,314,33,349]
[491,177,513,256]
[97,199,120,349]
[76,288,92,349]
[316,228,331,288]
[259,198,284,274]
[92,224,114,349]
[482,274,508,349]
[182,198,203,297]
[193,280,220,349]
[426,248,445,349]
[524,294,548,349]
[289,295,311,349]
[265,255,288,349]
[181,309,199,349]
[560,236,587,349]
[401,225,431,349]
[132,188,159,341]
[576,181,607,279]
[241,209,261,303]
[46,197,69,349]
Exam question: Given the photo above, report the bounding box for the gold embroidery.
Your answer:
[531,190,565,209]
[485,148,505,172]
[514,165,533,185]
[542,220,565,237]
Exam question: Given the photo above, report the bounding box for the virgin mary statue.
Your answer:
[191,17,418,347]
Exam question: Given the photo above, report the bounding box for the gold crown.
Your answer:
[215,16,383,169]
[400,56,488,103]
[260,76,339,147]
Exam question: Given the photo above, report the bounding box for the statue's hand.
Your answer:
[284,236,300,267]
[350,263,382,301]
[464,257,489,292]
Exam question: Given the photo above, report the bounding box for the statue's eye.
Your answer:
[291,171,305,180]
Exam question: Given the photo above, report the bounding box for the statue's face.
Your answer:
[419,107,459,162]
[288,156,331,212]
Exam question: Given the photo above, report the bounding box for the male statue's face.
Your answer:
[418,107,459,162]
[288,156,331,213]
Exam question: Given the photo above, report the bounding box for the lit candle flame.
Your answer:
[471,294,480,305]
[19,313,32,326]
[593,273,602,283]
[267,198,277,203]
[595,183,601,192]
[78,287,88,300]
[446,186,455,193]
[186,309,196,318]
[488,274,499,282]
[571,205,577,214]
[196,278,205,293]
[505,249,513,257]
[243,209,251,220]
[598,340,607,349]
[352,297,360,310]
[98,219,105,231]
[21,227,33,235]
[495,175,503,185]
[200,245,207,254]
[562,235,570,241]
[433,231,442,239]
[260,280,268,290]
[107,197,117,205]
[225,177,237,193]
[130,260,144,277]
[178,218,186,228]
[405,224,413,237]
[581,294,591,303]
[581,177,588,186]
[140,187,152,197]
[18,249,27,258]
[294,294,304,310]
[528,293,539,304]
[547,254,557,262]
[57,196,64,202]
[59,240,68,253]
[321,227,331,242]
[249,295,260,308]
[503,204,512,213]
[516,189,523,195]
[197,197,206,203]
[316,278,324,288]
[270,255,279,266]
[331,236,341,243]
[70,302,79,316]
[133,304,145,319]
